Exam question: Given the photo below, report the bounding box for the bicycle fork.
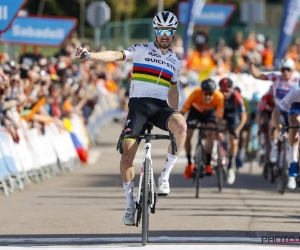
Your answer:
[136,142,156,209]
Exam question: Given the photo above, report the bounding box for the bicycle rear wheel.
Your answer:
[216,140,223,193]
[195,143,203,198]
[142,158,150,246]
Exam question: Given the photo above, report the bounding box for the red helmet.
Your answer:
[219,78,233,89]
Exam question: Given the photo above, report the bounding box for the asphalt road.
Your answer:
[0,122,300,247]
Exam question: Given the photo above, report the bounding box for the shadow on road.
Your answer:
[79,173,298,195]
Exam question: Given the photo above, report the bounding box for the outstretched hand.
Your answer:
[75,46,90,61]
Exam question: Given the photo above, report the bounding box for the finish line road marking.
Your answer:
[0,244,299,250]
[0,236,263,245]
[0,237,299,248]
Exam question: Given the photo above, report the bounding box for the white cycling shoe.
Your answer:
[123,206,136,226]
[287,176,297,190]
[227,168,236,185]
[158,177,170,196]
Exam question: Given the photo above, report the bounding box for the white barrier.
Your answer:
[0,118,87,196]
[87,92,124,146]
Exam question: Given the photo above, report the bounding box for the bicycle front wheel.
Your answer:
[216,141,223,193]
[142,158,150,246]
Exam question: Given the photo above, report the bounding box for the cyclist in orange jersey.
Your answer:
[181,78,224,178]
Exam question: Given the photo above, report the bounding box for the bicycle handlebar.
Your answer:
[282,125,300,130]
[116,130,178,155]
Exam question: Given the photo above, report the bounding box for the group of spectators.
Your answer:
[0,34,110,143]
[1,29,298,139]
[170,29,300,86]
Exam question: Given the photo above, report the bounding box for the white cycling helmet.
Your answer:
[153,11,178,29]
[280,58,295,70]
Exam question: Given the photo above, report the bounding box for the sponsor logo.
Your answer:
[127,46,135,52]
[143,43,148,47]
[125,119,131,126]
[148,52,161,57]
[166,54,176,64]
[144,58,176,71]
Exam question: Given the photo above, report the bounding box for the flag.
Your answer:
[183,0,206,58]
[70,132,88,163]
[275,0,300,67]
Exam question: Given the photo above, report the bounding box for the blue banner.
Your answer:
[179,2,235,26]
[183,0,206,58]
[0,0,26,32]
[2,16,77,46]
[275,0,300,65]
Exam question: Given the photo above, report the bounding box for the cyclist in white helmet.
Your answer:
[75,11,187,225]
[250,57,300,189]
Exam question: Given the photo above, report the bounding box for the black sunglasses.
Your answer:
[281,68,292,72]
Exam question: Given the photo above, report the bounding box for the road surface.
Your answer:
[0,122,300,248]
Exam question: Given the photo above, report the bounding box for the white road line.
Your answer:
[0,244,298,250]
[0,237,264,244]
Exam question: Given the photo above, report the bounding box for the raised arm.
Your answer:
[75,47,123,63]
[249,61,265,80]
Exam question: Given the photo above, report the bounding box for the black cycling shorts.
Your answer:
[260,110,272,120]
[124,97,180,144]
[186,106,216,129]
[223,114,240,138]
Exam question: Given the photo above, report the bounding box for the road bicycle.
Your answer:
[116,122,177,246]
[192,123,226,198]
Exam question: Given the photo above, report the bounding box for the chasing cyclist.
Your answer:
[258,86,275,165]
[180,79,224,178]
[276,81,300,189]
[250,58,299,169]
[75,11,187,225]
[219,78,247,184]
